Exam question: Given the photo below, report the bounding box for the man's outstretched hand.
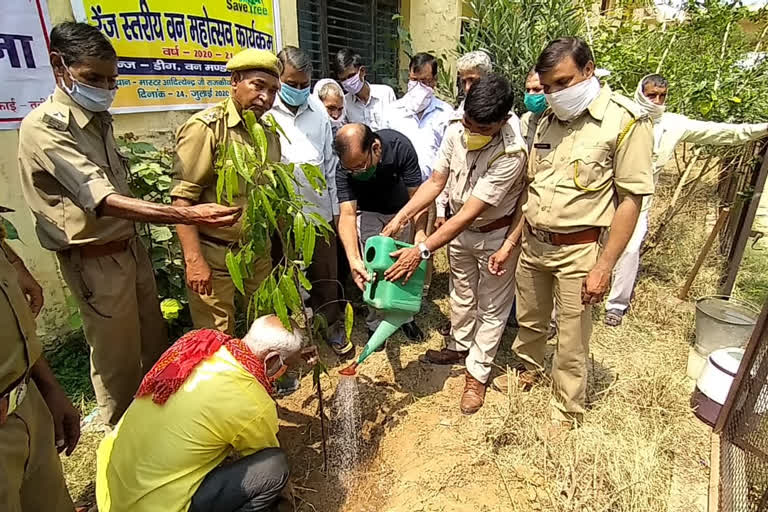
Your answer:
[383,247,421,284]
[184,203,242,227]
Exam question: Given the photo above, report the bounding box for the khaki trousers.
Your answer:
[447,228,518,383]
[0,380,73,512]
[187,238,272,334]
[307,236,342,326]
[58,237,167,427]
[512,229,600,422]
[357,211,413,331]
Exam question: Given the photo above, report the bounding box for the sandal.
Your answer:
[604,309,624,327]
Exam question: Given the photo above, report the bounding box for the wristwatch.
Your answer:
[418,242,431,260]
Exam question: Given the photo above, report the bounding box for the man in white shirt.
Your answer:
[268,47,352,355]
[383,53,454,293]
[333,48,396,130]
[605,73,768,326]
[453,50,493,120]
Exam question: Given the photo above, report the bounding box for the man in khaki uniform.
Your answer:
[381,74,527,414]
[0,223,80,511]
[18,23,241,428]
[502,38,654,434]
[172,49,282,334]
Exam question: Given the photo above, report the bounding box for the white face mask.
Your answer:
[59,59,117,112]
[545,76,601,122]
[634,77,665,122]
[402,80,434,114]
[342,71,364,95]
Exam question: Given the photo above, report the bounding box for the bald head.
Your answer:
[334,123,381,173]
[242,314,303,360]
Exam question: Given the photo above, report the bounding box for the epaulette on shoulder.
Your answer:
[41,109,70,131]
[191,104,225,126]
[610,92,645,120]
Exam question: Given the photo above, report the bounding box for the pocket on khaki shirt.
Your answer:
[571,145,613,190]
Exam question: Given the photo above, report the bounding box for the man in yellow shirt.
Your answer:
[97,315,316,512]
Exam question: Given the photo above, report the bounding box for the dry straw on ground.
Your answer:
[60,166,722,511]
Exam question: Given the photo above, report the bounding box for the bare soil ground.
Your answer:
[61,170,725,511]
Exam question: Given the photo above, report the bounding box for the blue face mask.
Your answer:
[279,82,310,107]
[524,93,547,114]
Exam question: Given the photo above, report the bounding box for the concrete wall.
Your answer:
[403,0,463,73]
[1,0,299,339]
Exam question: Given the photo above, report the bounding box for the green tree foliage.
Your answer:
[215,109,334,330]
[119,136,191,335]
[593,0,768,124]
[448,0,585,109]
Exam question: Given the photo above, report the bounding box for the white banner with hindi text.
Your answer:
[0,0,54,131]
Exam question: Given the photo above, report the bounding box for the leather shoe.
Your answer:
[422,348,468,365]
[492,367,540,393]
[400,321,425,342]
[460,371,486,415]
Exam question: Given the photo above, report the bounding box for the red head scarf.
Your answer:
[136,329,273,405]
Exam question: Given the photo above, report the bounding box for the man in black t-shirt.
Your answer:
[334,123,426,342]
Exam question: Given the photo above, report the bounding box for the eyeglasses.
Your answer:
[343,149,374,174]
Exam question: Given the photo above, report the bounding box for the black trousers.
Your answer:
[189,448,289,512]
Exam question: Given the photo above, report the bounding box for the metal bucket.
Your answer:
[694,296,759,357]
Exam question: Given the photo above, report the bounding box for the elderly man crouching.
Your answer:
[96,315,316,512]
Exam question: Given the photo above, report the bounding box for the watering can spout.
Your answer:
[356,312,411,366]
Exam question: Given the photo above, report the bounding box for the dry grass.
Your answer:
[54,166,730,511]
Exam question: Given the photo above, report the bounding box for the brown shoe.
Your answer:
[537,420,574,443]
[492,368,540,394]
[460,372,487,414]
[421,348,468,365]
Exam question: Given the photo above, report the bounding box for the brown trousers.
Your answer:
[307,236,342,327]
[58,237,167,427]
[0,380,73,512]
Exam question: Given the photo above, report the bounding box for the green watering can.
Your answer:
[339,236,427,376]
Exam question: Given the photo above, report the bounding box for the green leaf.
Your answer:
[229,143,249,182]
[313,312,328,336]
[160,298,184,320]
[150,225,173,242]
[258,188,278,229]
[302,224,316,267]
[293,213,306,251]
[272,289,290,329]
[226,168,239,204]
[300,163,326,192]
[1,217,19,241]
[297,268,313,291]
[216,167,226,203]
[308,213,334,237]
[345,302,354,342]
[263,113,291,144]
[253,124,268,165]
[279,272,302,313]
[226,250,245,295]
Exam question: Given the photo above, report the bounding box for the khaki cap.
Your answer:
[226,49,282,77]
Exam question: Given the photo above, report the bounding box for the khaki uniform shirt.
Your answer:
[171,98,281,243]
[433,122,527,228]
[0,241,41,394]
[520,111,543,152]
[524,85,655,233]
[17,88,136,251]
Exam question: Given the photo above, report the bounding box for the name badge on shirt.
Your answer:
[533,143,551,149]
